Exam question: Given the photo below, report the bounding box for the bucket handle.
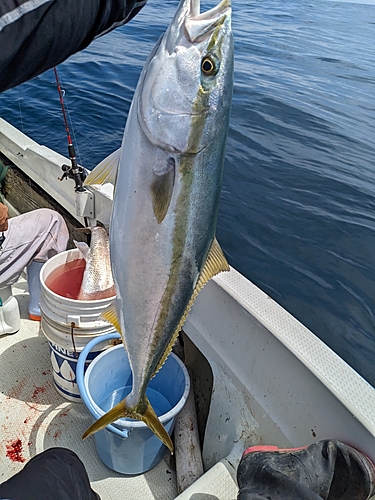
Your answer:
[76,332,130,439]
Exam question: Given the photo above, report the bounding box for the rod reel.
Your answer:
[54,67,87,192]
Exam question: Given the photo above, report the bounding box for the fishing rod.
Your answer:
[53,67,86,192]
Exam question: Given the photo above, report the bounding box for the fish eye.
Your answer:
[201,56,218,77]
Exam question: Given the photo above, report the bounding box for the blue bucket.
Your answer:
[77,332,190,475]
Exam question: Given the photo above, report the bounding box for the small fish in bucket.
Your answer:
[40,225,117,401]
[74,225,115,301]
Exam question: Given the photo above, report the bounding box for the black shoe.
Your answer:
[237,440,375,500]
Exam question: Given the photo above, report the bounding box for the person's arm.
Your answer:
[0,203,8,232]
[0,0,147,93]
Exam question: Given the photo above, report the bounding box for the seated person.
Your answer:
[0,203,69,320]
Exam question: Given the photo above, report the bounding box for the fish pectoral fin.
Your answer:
[84,148,121,186]
[100,302,126,348]
[139,396,173,452]
[150,158,175,224]
[73,240,90,261]
[82,396,174,453]
[82,399,127,439]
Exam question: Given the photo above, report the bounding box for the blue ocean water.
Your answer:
[1,1,375,385]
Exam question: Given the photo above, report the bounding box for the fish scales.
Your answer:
[83,0,234,451]
[75,226,115,301]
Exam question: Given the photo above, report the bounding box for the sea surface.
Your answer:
[1,0,375,386]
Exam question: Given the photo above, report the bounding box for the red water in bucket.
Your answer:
[40,249,116,402]
[45,259,85,299]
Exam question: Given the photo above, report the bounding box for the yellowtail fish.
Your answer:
[83,0,234,451]
[74,226,115,300]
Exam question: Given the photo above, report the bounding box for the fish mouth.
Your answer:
[185,0,231,42]
[189,0,231,20]
[162,0,232,51]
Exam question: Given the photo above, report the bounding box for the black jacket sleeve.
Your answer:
[0,0,147,93]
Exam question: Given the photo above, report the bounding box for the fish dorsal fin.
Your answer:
[84,148,121,186]
[154,237,229,374]
[74,240,90,261]
[100,302,126,348]
[150,158,175,224]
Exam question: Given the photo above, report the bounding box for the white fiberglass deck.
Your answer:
[0,278,178,499]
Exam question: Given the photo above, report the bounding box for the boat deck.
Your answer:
[0,278,179,499]
[2,273,375,500]
[3,118,375,499]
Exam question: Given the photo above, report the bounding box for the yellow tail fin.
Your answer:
[82,395,173,452]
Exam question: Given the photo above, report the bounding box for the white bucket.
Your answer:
[40,249,116,402]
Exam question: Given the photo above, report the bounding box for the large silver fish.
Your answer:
[74,226,115,300]
[83,0,233,451]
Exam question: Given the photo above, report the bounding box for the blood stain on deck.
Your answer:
[7,378,27,400]
[32,386,46,399]
[6,439,25,463]
[53,430,62,439]
[59,408,71,417]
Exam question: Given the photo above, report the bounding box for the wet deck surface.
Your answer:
[0,278,177,499]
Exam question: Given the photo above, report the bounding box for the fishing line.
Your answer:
[16,87,31,154]
[16,88,25,135]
